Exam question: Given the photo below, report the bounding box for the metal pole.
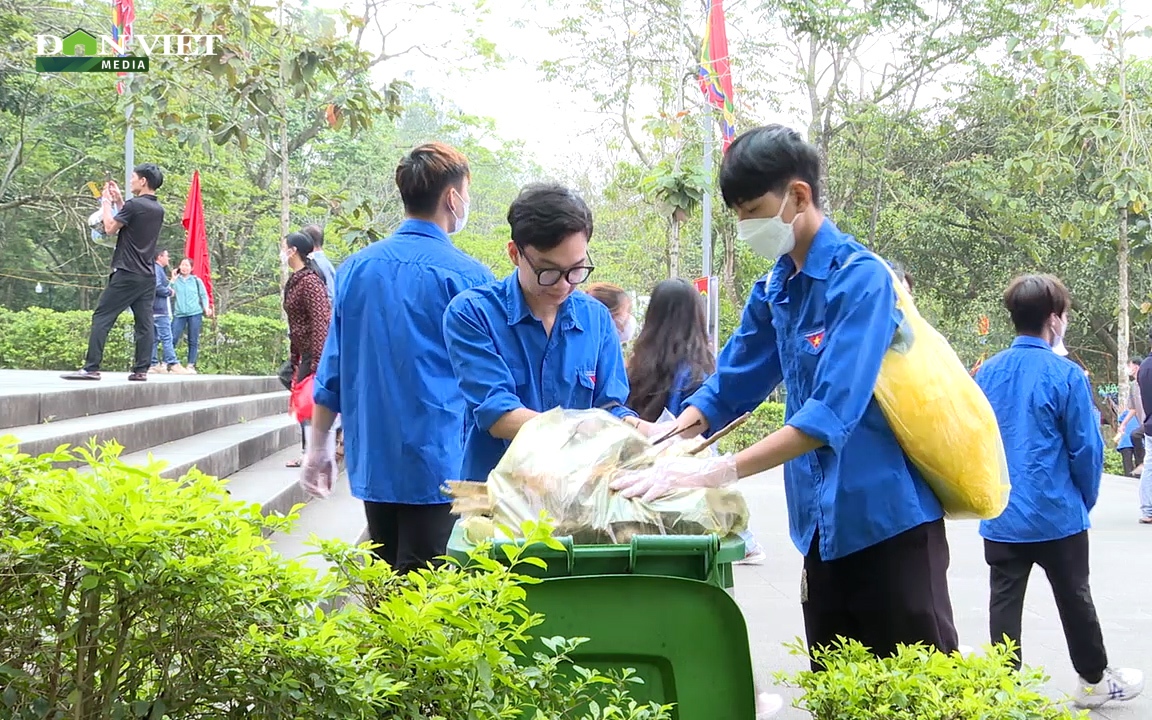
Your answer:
[701,105,714,279]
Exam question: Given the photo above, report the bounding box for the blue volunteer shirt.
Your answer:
[686,219,943,561]
[443,272,637,482]
[313,219,495,504]
[975,336,1104,543]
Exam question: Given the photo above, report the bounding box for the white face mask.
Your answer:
[449,189,470,235]
[1050,314,1069,356]
[620,315,638,343]
[736,193,796,259]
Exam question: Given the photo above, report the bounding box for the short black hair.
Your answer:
[395,142,470,216]
[1003,274,1071,335]
[134,163,163,191]
[301,224,324,249]
[507,183,594,251]
[719,125,821,209]
[155,248,168,259]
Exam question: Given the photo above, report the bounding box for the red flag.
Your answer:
[182,170,214,308]
[698,0,737,151]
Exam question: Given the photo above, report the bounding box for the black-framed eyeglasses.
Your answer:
[520,248,595,287]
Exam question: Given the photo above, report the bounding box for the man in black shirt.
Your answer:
[63,163,166,381]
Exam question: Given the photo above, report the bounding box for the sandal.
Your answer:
[286,457,303,468]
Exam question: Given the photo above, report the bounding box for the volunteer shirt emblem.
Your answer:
[805,329,825,350]
[585,370,596,385]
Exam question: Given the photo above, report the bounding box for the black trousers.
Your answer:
[802,519,958,671]
[83,270,156,374]
[363,501,457,575]
[985,531,1107,683]
[1121,447,1137,476]
[1131,428,1145,466]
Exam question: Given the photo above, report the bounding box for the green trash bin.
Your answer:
[446,523,757,720]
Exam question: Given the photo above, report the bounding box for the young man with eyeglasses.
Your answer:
[443,183,646,483]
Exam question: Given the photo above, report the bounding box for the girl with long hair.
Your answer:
[626,279,714,421]
[626,278,765,565]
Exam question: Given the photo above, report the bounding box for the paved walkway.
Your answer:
[733,469,1151,719]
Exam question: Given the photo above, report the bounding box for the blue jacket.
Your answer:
[976,336,1104,543]
[153,263,173,316]
[443,273,636,482]
[313,219,495,504]
[686,218,943,561]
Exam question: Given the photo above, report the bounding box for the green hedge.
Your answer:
[0,439,671,720]
[0,307,287,376]
[718,402,785,454]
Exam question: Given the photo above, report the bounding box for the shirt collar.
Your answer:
[1011,335,1053,351]
[501,272,584,331]
[796,218,839,281]
[396,217,450,242]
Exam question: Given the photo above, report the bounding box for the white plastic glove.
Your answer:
[610,453,738,502]
[299,430,337,499]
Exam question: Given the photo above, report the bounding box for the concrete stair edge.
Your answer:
[118,415,301,485]
[1,373,284,430]
[10,391,290,459]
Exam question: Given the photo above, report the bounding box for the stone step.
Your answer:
[266,473,368,573]
[118,414,301,483]
[0,369,283,430]
[225,446,315,522]
[8,390,290,459]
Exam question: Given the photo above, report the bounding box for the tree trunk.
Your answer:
[277,53,291,320]
[721,225,739,307]
[668,216,681,278]
[1118,209,1130,409]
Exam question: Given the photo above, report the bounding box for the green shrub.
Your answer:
[0,306,286,375]
[0,438,670,720]
[777,638,1086,720]
[718,401,785,454]
[1104,447,1126,476]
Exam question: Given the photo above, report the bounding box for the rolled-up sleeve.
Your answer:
[787,254,897,453]
[1062,370,1104,510]
[594,321,637,420]
[687,280,783,430]
[443,296,525,432]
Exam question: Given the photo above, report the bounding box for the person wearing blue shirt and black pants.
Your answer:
[301,143,495,574]
[443,184,642,483]
[976,274,1142,708]
[611,125,958,668]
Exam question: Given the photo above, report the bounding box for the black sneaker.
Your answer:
[61,369,101,381]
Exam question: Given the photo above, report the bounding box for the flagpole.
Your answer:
[701,105,713,280]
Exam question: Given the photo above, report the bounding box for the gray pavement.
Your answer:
[733,469,1152,719]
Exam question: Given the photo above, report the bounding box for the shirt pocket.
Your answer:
[571,368,597,408]
[797,327,827,357]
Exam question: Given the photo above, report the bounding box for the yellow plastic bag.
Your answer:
[866,254,1010,520]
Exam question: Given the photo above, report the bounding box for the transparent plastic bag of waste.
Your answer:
[448,407,749,545]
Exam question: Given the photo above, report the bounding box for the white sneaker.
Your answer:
[756,692,783,719]
[1073,667,1144,708]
